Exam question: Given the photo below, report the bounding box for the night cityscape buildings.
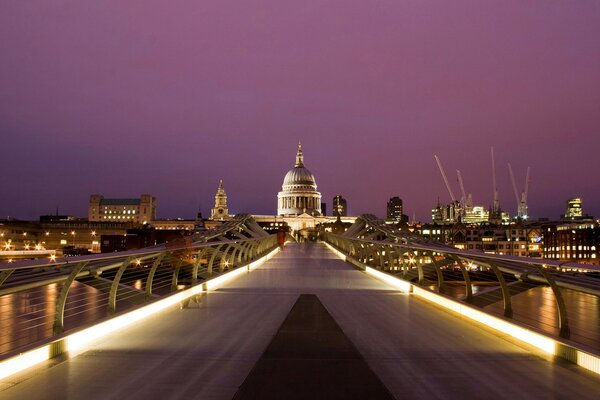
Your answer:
[0,142,598,265]
[2,2,600,396]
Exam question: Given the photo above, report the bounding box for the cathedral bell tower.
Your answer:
[210,179,230,220]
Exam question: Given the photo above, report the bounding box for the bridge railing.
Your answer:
[0,214,281,358]
[323,215,600,346]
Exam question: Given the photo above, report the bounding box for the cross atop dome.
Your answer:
[295,142,304,168]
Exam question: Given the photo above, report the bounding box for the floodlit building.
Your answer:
[563,197,583,219]
[543,222,599,265]
[277,143,322,216]
[210,179,230,220]
[88,194,156,224]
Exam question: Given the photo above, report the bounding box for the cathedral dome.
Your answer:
[277,143,322,216]
[282,167,317,188]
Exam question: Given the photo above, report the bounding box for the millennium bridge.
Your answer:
[1,214,600,399]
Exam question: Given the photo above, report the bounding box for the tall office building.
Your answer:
[332,195,347,216]
[386,196,403,223]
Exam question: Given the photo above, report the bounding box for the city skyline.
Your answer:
[2,1,599,221]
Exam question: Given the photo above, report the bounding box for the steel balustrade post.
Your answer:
[242,241,253,262]
[399,255,407,278]
[409,250,424,285]
[208,244,226,275]
[171,258,184,291]
[480,260,513,318]
[537,266,570,338]
[430,252,444,293]
[221,244,235,271]
[146,253,166,299]
[108,256,135,315]
[53,261,89,335]
[191,249,205,286]
[387,247,394,272]
[450,255,473,302]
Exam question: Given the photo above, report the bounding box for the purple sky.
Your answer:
[1,1,599,221]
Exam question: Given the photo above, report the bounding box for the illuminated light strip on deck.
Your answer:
[323,240,600,376]
[0,246,281,381]
[365,267,411,292]
[411,286,555,354]
[323,242,347,261]
[0,346,50,381]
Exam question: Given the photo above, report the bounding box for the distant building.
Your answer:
[543,222,599,265]
[321,203,327,216]
[462,206,489,224]
[210,179,230,220]
[150,219,197,231]
[387,197,402,222]
[277,143,322,216]
[412,223,542,258]
[332,195,347,217]
[431,200,461,225]
[89,194,156,224]
[564,197,583,219]
[387,196,408,224]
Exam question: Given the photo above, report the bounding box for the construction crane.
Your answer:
[456,170,472,210]
[491,147,500,215]
[522,167,530,219]
[434,155,456,203]
[508,163,530,219]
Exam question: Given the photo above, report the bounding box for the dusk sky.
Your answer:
[1,1,599,221]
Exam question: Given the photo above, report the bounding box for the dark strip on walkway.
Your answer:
[233,294,394,400]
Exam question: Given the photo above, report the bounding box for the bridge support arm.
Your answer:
[538,266,570,338]
[108,256,135,314]
[53,261,89,334]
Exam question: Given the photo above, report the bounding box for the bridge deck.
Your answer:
[2,242,600,399]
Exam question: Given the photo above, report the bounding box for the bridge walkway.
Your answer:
[2,242,600,399]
